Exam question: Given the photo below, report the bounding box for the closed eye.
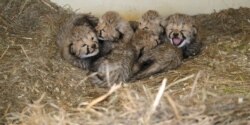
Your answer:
[168,29,174,32]
[181,30,191,34]
[82,44,87,47]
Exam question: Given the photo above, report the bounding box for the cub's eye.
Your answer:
[167,28,173,31]
[91,37,94,40]
[181,30,190,33]
[139,22,141,25]
[82,44,87,47]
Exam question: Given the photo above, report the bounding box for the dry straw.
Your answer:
[1,0,250,124]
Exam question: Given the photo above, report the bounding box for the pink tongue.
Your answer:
[173,38,181,45]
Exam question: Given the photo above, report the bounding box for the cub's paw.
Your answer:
[183,41,202,58]
[86,72,107,87]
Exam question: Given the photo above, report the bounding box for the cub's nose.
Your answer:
[91,44,97,49]
[173,32,179,37]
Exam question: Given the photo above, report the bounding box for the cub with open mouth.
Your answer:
[166,14,202,58]
[131,10,182,80]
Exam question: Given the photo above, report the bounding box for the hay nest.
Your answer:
[0,0,250,125]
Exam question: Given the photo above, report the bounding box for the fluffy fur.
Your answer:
[88,43,138,87]
[95,11,134,43]
[130,10,182,80]
[131,30,160,55]
[133,42,183,80]
[139,10,166,36]
[56,13,100,70]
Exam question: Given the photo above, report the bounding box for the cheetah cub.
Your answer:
[132,10,183,79]
[165,14,202,58]
[95,11,134,44]
[56,14,100,70]
[130,10,166,56]
[139,10,165,36]
[131,10,166,51]
[91,10,164,84]
[131,30,161,55]
[133,42,183,80]
[89,43,138,87]
[87,11,137,87]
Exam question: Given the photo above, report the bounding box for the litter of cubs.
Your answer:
[0,0,250,125]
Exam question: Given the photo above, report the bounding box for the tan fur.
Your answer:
[96,11,134,43]
[130,10,182,80]
[128,11,182,80]
[139,10,165,36]
[56,14,100,70]
[165,13,201,58]
[88,43,138,87]
[133,42,183,80]
[70,26,99,58]
[131,30,160,56]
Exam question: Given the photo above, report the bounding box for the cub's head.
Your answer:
[69,26,99,58]
[132,30,160,57]
[96,11,123,41]
[139,10,164,36]
[135,30,160,46]
[166,14,197,48]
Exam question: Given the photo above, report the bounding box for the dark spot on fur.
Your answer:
[139,59,154,72]
[96,73,104,81]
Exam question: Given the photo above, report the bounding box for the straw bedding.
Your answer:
[0,0,249,124]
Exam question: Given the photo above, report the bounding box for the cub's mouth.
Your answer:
[80,49,99,58]
[172,38,184,46]
[98,36,106,41]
